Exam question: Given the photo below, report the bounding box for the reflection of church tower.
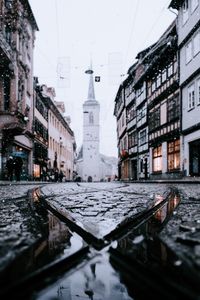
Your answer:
[82,66,100,182]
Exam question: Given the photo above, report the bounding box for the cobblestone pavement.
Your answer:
[40,182,172,238]
[0,181,200,298]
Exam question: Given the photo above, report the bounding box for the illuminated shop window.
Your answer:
[168,139,180,171]
[153,145,162,172]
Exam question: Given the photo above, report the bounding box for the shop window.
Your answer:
[153,145,162,172]
[168,139,180,171]
[188,83,195,110]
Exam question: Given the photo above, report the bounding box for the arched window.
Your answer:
[89,112,94,124]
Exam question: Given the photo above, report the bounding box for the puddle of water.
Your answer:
[33,252,133,300]
[0,211,86,290]
[108,192,200,299]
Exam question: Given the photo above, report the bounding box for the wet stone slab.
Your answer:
[159,183,200,269]
[41,183,171,239]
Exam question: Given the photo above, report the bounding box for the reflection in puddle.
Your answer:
[109,192,200,298]
[30,211,86,270]
[113,191,181,256]
[33,191,182,300]
[0,210,86,288]
[34,253,132,300]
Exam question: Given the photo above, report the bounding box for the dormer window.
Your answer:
[182,0,189,25]
[191,0,199,13]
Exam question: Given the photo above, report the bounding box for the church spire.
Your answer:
[85,63,95,101]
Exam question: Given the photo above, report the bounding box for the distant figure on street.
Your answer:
[13,156,23,181]
[6,156,14,181]
[59,170,64,182]
[54,168,59,182]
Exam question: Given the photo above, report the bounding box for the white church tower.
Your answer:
[82,66,100,182]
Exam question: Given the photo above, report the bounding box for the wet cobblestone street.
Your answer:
[0,181,200,299]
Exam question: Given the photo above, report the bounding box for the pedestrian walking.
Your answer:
[6,156,14,181]
[54,168,59,182]
[59,170,64,182]
[13,156,23,181]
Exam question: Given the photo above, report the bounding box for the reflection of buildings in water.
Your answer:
[115,192,181,267]
[152,192,181,229]
[48,213,72,254]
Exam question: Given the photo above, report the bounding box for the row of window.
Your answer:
[49,136,66,157]
[149,95,180,131]
[126,94,179,132]
[127,128,147,149]
[153,140,180,172]
[148,60,177,96]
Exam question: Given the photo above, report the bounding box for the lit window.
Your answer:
[168,140,180,171]
[193,31,200,57]
[188,83,195,110]
[191,0,199,13]
[186,40,192,63]
[153,146,162,172]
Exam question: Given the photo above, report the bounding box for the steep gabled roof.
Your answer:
[169,0,184,10]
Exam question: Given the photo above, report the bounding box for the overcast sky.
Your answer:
[29,0,176,157]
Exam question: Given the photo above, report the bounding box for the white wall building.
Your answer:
[41,85,75,181]
[169,0,200,177]
[76,67,118,182]
[81,68,100,182]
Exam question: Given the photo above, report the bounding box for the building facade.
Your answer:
[81,68,100,182]
[41,85,75,181]
[146,21,180,179]
[0,0,38,180]
[114,19,183,180]
[33,78,48,180]
[170,0,200,176]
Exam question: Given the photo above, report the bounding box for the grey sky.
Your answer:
[29,0,176,157]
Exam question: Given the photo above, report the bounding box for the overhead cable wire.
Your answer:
[124,0,140,72]
[137,0,172,51]
[55,0,60,56]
